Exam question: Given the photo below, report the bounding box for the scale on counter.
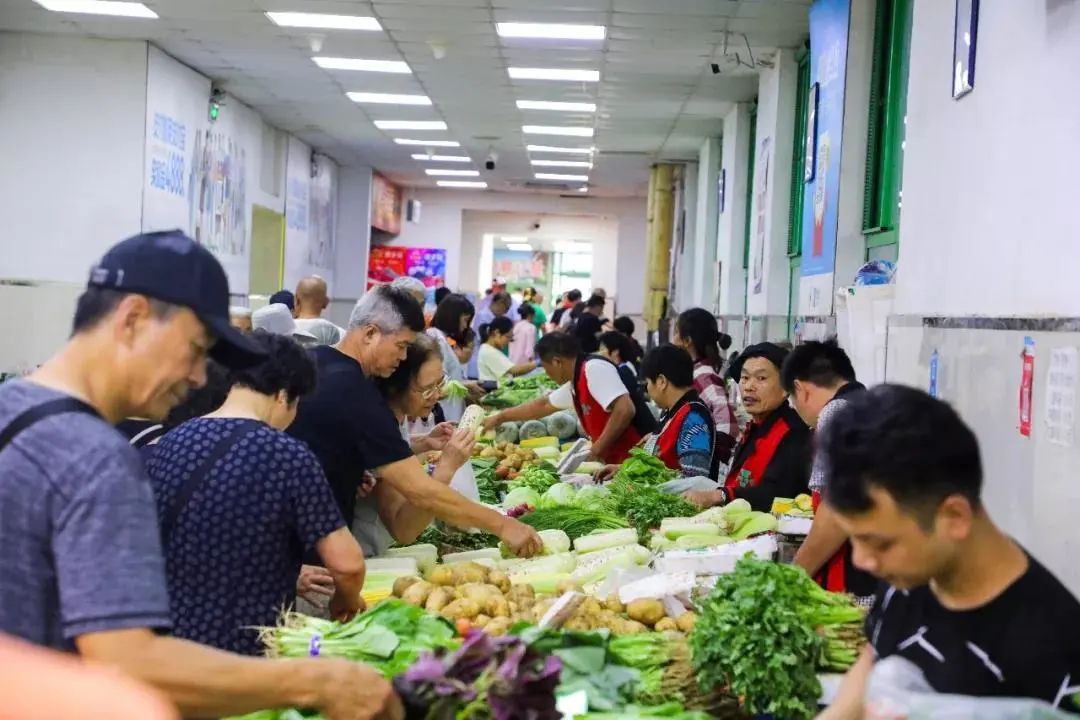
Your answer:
[556,437,591,475]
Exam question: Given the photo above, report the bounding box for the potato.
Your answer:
[440,598,481,621]
[393,576,421,598]
[480,447,499,459]
[654,617,679,632]
[581,597,603,617]
[555,578,581,595]
[451,562,489,585]
[459,584,504,614]
[425,587,453,613]
[485,617,513,637]
[563,617,590,632]
[427,566,455,587]
[626,598,667,627]
[616,619,648,635]
[487,570,511,594]
[474,614,492,629]
[676,612,697,633]
[401,580,434,607]
[507,584,535,602]
[490,596,510,618]
[604,594,625,614]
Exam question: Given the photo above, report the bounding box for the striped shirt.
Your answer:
[692,360,738,465]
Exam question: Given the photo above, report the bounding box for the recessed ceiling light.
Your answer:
[33,0,157,17]
[517,100,597,113]
[394,138,461,147]
[508,67,600,82]
[425,169,480,177]
[506,243,535,252]
[374,120,448,130]
[348,92,431,105]
[523,125,594,138]
[531,159,593,168]
[313,57,411,74]
[527,144,595,155]
[437,180,488,188]
[535,173,589,182]
[496,23,606,40]
[265,12,381,30]
[411,154,471,163]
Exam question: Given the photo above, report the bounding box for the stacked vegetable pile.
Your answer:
[481,373,558,408]
[690,556,866,720]
[647,500,779,552]
[474,441,546,480]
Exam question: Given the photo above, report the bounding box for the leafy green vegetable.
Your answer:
[690,556,863,720]
[481,374,559,408]
[508,462,560,494]
[539,482,577,508]
[444,379,469,400]
[504,486,541,509]
[614,449,678,486]
[518,506,628,540]
[599,476,699,542]
[413,524,500,553]
[470,458,503,505]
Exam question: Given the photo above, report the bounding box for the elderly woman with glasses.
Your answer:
[348,334,477,557]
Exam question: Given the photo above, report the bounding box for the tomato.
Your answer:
[455,618,472,636]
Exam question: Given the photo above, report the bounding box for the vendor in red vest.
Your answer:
[483,332,657,464]
[596,345,718,481]
[782,339,876,602]
[684,342,810,511]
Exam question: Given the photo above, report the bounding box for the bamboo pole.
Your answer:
[643,163,676,332]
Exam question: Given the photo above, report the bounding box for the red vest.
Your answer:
[724,409,793,492]
[571,358,642,464]
[653,393,715,474]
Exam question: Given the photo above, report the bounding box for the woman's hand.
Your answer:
[423,422,455,452]
[684,489,726,508]
[437,428,477,474]
[593,464,619,483]
[356,472,377,499]
[297,565,335,607]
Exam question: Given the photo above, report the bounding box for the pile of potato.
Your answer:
[473,442,539,478]
[391,561,698,637]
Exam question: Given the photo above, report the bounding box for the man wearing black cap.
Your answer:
[685,342,811,511]
[0,231,400,720]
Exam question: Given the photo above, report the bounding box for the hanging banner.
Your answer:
[1019,337,1035,438]
[367,245,446,290]
[750,137,772,296]
[800,0,851,316]
[371,173,402,235]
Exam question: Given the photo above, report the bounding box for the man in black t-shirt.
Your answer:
[817,385,1080,718]
[288,286,542,559]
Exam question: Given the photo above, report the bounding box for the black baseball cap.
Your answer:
[87,230,266,369]
[732,342,790,377]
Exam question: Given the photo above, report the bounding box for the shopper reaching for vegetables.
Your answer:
[288,286,542,559]
[477,316,538,383]
[483,332,657,464]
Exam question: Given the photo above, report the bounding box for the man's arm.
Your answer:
[793,501,849,578]
[815,646,872,720]
[483,397,557,429]
[589,394,635,462]
[378,456,541,556]
[76,629,400,720]
[315,527,366,621]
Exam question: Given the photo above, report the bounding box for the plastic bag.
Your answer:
[658,476,718,495]
[855,259,897,286]
[865,656,1075,720]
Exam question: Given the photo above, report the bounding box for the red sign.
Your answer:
[371,172,402,235]
[1019,338,1035,437]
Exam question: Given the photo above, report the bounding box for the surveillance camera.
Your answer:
[485,149,498,171]
[711,62,721,75]
[531,222,541,231]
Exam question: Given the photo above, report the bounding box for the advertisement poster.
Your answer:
[367,245,446,289]
[371,173,402,235]
[1045,346,1078,447]
[800,0,851,315]
[492,249,551,295]
[750,137,772,295]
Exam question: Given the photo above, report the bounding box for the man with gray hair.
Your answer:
[389,276,427,306]
[294,275,345,346]
[288,285,543,559]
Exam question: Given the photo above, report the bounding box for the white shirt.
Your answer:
[549,358,628,412]
[293,317,344,346]
[478,344,515,383]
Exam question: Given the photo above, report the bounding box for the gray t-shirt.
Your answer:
[0,381,172,650]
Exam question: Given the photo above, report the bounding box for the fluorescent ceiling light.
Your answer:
[313,57,411,74]
[508,67,600,82]
[531,159,593,168]
[506,243,534,252]
[437,180,488,188]
[266,12,381,30]
[497,23,605,40]
[374,120,447,130]
[425,169,480,177]
[527,144,595,155]
[411,154,471,163]
[535,173,589,182]
[394,138,461,147]
[523,125,594,137]
[517,100,597,113]
[33,0,157,17]
[348,92,431,105]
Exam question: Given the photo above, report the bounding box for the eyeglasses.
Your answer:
[415,374,449,400]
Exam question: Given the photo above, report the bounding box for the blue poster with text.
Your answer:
[801,0,851,278]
